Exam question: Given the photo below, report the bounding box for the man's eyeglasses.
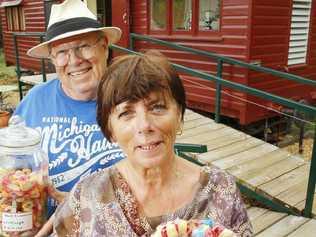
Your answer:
[50,38,103,67]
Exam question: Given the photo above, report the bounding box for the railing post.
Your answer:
[13,34,23,101]
[40,35,47,82]
[129,33,134,50]
[215,59,223,123]
[303,123,316,217]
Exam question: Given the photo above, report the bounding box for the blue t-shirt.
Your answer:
[14,79,124,215]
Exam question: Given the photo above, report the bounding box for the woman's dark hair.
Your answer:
[97,50,186,141]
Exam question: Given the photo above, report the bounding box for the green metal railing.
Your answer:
[13,32,47,100]
[174,143,207,166]
[111,33,316,217]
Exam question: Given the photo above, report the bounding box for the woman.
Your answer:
[53,52,253,236]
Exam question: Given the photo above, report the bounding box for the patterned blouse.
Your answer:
[53,165,253,236]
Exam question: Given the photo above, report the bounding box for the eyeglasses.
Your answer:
[50,38,103,67]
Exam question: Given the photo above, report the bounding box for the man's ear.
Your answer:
[102,36,109,47]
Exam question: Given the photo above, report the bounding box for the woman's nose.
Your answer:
[136,112,153,134]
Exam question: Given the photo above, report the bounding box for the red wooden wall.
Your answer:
[0,0,46,72]
[131,0,252,123]
[246,0,316,124]
[131,0,316,125]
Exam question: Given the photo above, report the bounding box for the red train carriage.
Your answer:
[123,0,316,125]
[1,0,316,125]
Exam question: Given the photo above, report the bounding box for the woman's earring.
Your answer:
[176,124,183,136]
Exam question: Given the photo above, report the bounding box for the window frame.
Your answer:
[5,6,25,31]
[148,0,222,37]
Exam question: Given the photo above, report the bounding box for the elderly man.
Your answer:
[14,0,123,224]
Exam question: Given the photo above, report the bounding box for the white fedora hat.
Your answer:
[27,0,122,58]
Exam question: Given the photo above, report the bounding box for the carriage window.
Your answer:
[199,0,220,31]
[6,6,25,31]
[150,0,167,30]
[149,0,221,33]
[173,0,192,31]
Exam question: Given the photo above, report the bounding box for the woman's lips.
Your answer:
[136,141,162,151]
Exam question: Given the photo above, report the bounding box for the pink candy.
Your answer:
[151,219,236,237]
[0,168,46,236]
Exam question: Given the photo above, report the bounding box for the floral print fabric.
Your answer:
[53,165,253,236]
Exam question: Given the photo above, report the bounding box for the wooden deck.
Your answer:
[20,73,57,85]
[248,207,316,236]
[177,110,315,216]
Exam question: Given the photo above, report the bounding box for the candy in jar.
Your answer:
[0,116,48,237]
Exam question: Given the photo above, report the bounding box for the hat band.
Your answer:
[46,17,102,41]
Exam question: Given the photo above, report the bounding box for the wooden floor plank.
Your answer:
[209,143,276,170]
[247,207,271,220]
[250,208,287,235]
[183,110,203,121]
[296,195,316,216]
[203,131,250,151]
[178,127,239,144]
[199,137,263,164]
[177,123,225,140]
[258,164,310,197]
[245,155,305,188]
[20,73,57,85]
[255,215,309,237]
[275,176,310,209]
[183,117,215,130]
[180,110,315,217]
[228,149,290,178]
[286,219,316,237]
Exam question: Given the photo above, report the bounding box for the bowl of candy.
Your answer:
[0,116,48,237]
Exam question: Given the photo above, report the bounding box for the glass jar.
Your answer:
[0,116,48,237]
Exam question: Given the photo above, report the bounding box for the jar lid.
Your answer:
[0,115,41,149]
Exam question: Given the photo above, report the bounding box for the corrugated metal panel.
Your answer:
[288,0,312,65]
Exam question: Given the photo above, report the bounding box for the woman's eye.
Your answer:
[152,104,166,112]
[118,111,132,119]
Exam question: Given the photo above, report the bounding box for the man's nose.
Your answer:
[68,48,83,65]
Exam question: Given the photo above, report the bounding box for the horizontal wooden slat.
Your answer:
[286,219,316,236]
[255,215,309,237]
[20,73,57,85]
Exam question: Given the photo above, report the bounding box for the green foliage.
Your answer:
[0,49,17,113]
[0,49,16,79]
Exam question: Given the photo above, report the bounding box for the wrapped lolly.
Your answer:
[0,116,48,237]
[151,218,236,237]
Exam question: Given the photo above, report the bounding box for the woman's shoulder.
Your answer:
[200,165,237,191]
[69,167,117,201]
[76,166,115,189]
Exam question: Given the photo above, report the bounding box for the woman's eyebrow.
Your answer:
[114,102,132,112]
